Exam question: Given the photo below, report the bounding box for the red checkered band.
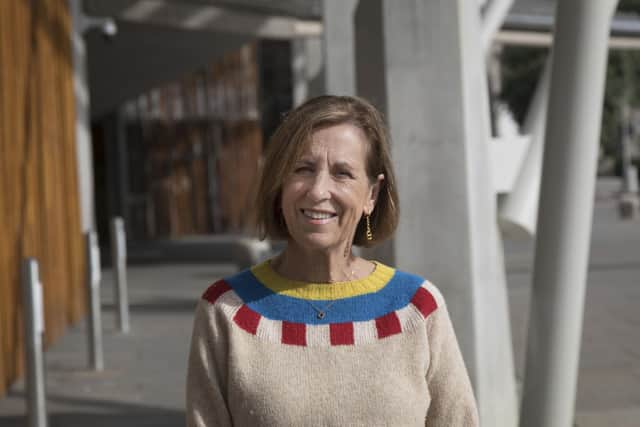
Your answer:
[201,280,441,347]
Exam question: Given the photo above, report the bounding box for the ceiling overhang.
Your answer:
[83,0,322,38]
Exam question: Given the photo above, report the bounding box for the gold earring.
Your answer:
[365,214,373,241]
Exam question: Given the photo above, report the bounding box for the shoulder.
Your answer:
[200,266,261,303]
[199,271,249,316]
[376,261,445,307]
[202,279,234,305]
[388,267,446,318]
[197,269,248,319]
[197,268,267,336]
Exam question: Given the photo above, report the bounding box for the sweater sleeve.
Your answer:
[186,299,233,427]
[424,299,480,427]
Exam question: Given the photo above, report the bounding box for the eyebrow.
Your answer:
[295,158,356,171]
[295,158,315,165]
[332,161,355,170]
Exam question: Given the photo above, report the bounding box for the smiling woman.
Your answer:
[256,95,398,250]
[279,124,385,275]
[186,96,479,426]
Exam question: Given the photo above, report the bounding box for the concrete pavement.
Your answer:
[0,262,237,426]
[505,178,640,427]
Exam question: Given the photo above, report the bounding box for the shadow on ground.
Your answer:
[102,297,198,314]
[1,411,185,427]
[0,392,185,427]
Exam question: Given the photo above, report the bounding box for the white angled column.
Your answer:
[355,1,517,425]
[520,1,619,426]
[481,0,515,54]
[69,0,96,233]
[291,36,324,107]
[498,59,551,236]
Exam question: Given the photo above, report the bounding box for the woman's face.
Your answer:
[280,123,383,253]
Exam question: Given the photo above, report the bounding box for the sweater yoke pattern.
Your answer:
[201,261,444,347]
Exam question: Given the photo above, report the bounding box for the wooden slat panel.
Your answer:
[0,0,85,397]
[0,0,9,395]
[0,0,31,396]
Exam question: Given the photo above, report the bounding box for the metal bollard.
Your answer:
[21,258,48,427]
[110,217,130,333]
[626,165,639,194]
[85,231,104,371]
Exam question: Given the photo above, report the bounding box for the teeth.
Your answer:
[303,210,334,220]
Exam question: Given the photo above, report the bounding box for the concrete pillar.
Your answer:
[498,60,551,236]
[520,1,618,426]
[69,0,96,233]
[481,0,515,54]
[291,37,324,107]
[322,0,358,95]
[355,1,517,425]
[487,43,504,137]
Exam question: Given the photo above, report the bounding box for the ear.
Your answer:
[364,174,385,215]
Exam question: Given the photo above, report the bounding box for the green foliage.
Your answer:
[498,2,640,175]
[498,46,547,126]
[618,0,640,14]
[599,49,640,168]
[499,42,640,174]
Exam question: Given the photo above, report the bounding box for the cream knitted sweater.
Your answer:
[186,261,479,426]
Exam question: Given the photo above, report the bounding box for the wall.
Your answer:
[0,0,85,397]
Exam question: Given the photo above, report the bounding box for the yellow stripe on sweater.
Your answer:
[250,260,395,301]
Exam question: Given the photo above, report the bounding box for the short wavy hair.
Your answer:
[255,95,399,247]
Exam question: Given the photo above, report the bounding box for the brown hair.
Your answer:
[255,95,399,247]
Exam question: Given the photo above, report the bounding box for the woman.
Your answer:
[186,96,479,426]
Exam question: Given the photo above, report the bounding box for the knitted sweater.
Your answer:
[186,260,479,427]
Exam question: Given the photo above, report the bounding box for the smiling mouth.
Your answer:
[300,209,337,220]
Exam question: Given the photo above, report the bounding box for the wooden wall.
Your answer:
[111,43,263,239]
[0,0,85,397]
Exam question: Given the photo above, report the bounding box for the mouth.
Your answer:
[300,209,337,222]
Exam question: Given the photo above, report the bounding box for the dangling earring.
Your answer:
[365,214,373,241]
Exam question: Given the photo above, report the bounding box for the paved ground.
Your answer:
[505,179,640,427]
[0,178,638,426]
[0,263,238,426]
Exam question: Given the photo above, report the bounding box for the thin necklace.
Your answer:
[306,299,339,319]
[308,265,356,319]
[272,256,359,319]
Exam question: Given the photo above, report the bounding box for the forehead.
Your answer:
[300,124,369,162]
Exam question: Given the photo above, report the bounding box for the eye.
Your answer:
[294,165,313,174]
[336,170,354,179]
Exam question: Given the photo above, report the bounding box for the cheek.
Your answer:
[336,186,369,217]
[281,181,309,219]
[281,181,302,204]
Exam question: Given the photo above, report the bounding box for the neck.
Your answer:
[275,241,364,283]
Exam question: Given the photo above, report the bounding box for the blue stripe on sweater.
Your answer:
[223,268,425,324]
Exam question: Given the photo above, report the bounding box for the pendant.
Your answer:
[317,312,325,319]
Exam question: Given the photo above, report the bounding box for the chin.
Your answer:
[291,234,340,253]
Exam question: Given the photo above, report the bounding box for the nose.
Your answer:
[307,170,331,202]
